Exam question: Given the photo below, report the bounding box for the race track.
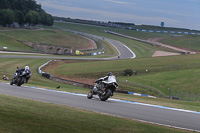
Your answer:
[0,27,199,132]
[0,83,200,132]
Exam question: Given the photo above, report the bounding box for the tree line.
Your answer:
[0,0,54,26]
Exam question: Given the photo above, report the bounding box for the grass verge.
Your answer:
[0,94,192,133]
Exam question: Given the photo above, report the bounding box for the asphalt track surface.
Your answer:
[0,83,200,132]
[53,26,136,59]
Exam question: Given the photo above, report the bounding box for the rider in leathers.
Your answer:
[92,72,117,94]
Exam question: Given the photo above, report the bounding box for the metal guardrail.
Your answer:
[137,29,200,35]
[38,60,53,74]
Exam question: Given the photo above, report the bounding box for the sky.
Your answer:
[36,0,200,30]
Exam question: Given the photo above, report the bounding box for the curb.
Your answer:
[91,51,104,56]
[128,92,157,98]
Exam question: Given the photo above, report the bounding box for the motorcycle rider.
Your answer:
[3,75,9,81]
[16,66,31,83]
[92,72,117,94]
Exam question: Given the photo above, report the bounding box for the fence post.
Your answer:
[189,91,191,101]
[168,88,171,99]
[181,92,184,100]
[196,92,198,101]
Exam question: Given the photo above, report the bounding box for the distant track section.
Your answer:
[53,25,136,59]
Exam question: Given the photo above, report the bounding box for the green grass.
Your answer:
[0,94,191,133]
[0,22,184,58]
[118,69,200,100]
[54,22,168,39]
[42,54,200,99]
[0,33,36,52]
[0,27,119,57]
[47,54,200,75]
[108,28,171,40]
[54,22,200,53]
[0,57,198,132]
[0,50,117,59]
[1,23,200,132]
[0,58,90,94]
[0,30,91,50]
[109,27,200,52]
[54,22,168,58]
[1,22,200,58]
[160,34,200,51]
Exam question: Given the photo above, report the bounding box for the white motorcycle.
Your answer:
[87,80,118,101]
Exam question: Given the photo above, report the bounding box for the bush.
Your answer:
[123,69,133,76]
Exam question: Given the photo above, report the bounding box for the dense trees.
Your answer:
[0,0,53,26]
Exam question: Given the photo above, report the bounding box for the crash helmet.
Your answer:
[25,66,29,70]
[107,72,113,76]
[14,73,18,77]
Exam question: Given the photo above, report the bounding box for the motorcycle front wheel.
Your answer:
[10,78,16,85]
[10,81,13,85]
[99,89,112,101]
[16,77,25,86]
[87,91,93,99]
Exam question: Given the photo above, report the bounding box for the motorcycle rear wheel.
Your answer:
[99,89,112,101]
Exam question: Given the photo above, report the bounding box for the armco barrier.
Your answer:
[137,29,200,35]
[38,60,157,98]
[38,60,53,74]
[38,60,94,89]
[50,76,93,89]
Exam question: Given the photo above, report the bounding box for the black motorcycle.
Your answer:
[10,69,31,86]
[87,80,118,101]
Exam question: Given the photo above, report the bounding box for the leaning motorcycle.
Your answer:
[10,70,31,86]
[87,80,118,101]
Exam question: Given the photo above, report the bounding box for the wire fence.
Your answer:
[117,79,166,98]
[126,63,200,76]
[119,63,200,101]
[167,89,200,101]
[118,79,200,101]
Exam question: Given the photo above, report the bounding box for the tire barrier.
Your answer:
[42,73,51,79]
